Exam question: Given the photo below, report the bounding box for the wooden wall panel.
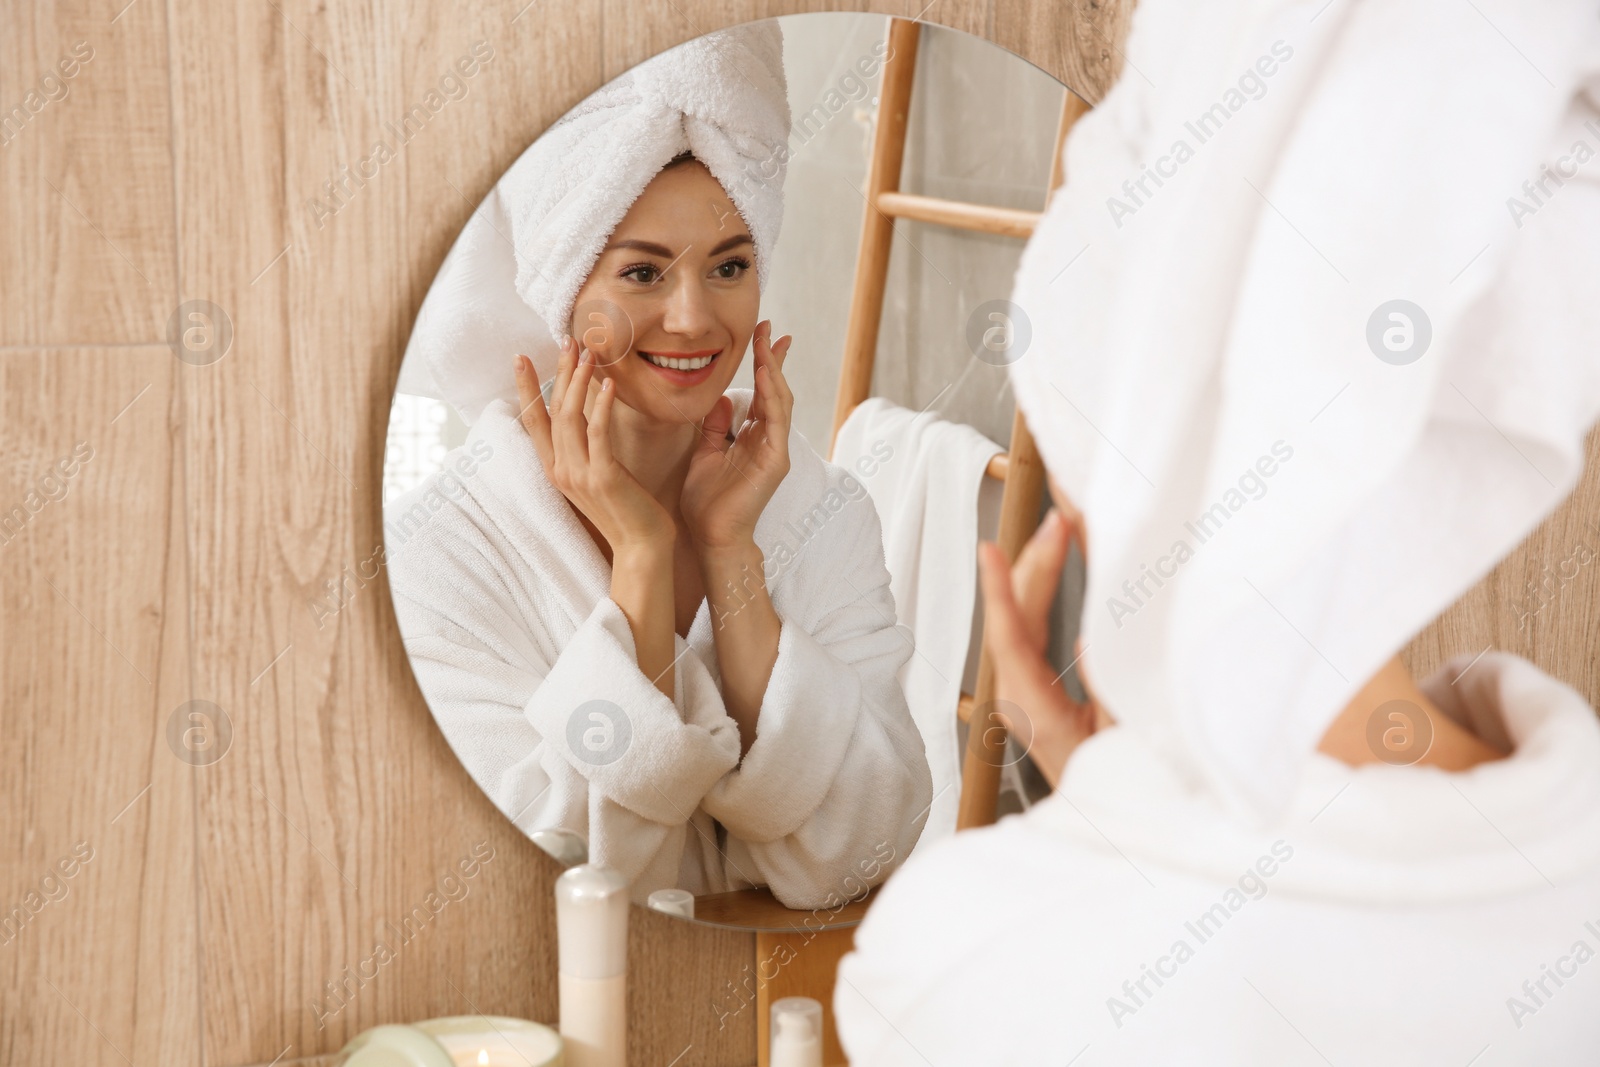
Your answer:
[0,1,177,345]
[0,349,195,1067]
[1405,426,1600,707]
[163,0,597,1062]
[163,0,757,1062]
[995,0,1130,104]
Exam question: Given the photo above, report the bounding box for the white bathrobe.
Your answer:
[385,389,933,907]
[836,652,1600,1064]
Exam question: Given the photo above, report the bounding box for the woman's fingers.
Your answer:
[513,354,555,470]
[587,375,617,469]
[699,394,735,453]
[753,321,793,456]
[978,538,1087,785]
[1010,509,1073,651]
[550,336,577,416]
[551,347,595,471]
[977,541,1028,668]
[1046,474,1086,564]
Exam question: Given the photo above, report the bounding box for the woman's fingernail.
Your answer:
[513,354,525,374]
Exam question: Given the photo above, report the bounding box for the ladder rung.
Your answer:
[875,191,1040,239]
[985,451,1008,481]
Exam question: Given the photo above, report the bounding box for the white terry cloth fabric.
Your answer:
[837,652,1600,1065]
[384,389,933,907]
[829,398,1004,844]
[836,0,1600,1061]
[397,20,790,425]
[1001,0,1600,821]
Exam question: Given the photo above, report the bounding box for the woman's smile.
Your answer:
[635,346,723,385]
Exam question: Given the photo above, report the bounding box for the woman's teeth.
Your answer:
[639,351,716,371]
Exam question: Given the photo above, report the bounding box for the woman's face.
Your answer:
[568,159,760,426]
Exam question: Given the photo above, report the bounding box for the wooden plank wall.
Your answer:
[9,0,1595,1064]
[0,2,1129,1065]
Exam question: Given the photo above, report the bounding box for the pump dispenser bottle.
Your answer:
[555,864,628,1067]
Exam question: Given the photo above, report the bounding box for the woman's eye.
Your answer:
[715,257,751,279]
[622,264,659,284]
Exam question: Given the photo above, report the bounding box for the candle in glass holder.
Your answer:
[339,1016,561,1067]
[417,1017,562,1067]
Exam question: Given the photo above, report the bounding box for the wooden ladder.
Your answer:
[826,15,1091,832]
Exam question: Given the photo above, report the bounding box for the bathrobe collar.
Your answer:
[1042,651,1600,904]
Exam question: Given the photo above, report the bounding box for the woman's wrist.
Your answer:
[697,538,763,585]
[609,540,676,700]
[612,536,674,575]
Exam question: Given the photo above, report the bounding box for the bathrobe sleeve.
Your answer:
[700,474,936,910]
[391,565,744,894]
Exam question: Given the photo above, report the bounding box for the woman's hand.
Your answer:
[513,337,676,558]
[680,319,794,555]
[515,338,679,699]
[976,506,1099,788]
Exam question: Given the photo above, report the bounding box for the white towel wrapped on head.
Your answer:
[399,20,791,424]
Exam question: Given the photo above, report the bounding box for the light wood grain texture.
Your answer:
[694,886,878,930]
[995,0,1130,105]
[164,0,626,1061]
[830,14,921,455]
[0,2,177,344]
[754,926,855,1067]
[0,349,195,1066]
[1404,426,1600,702]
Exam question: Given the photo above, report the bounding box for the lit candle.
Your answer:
[338,1017,561,1067]
[430,1029,560,1067]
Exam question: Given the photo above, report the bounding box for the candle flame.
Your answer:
[477,1051,489,1066]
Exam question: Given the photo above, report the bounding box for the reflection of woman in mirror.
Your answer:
[386,22,931,908]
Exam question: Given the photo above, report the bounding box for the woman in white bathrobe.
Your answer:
[837,481,1600,1064]
[835,0,1600,1061]
[386,149,932,909]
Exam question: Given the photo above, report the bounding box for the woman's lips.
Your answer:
[636,348,721,386]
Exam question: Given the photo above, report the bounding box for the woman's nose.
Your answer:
[659,270,716,337]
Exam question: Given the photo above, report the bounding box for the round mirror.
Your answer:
[382,12,1073,931]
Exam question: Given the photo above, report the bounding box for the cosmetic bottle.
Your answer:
[531,827,588,868]
[770,996,822,1067]
[646,888,694,920]
[555,864,628,1067]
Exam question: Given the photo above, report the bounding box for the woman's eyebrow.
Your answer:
[602,233,753,258]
